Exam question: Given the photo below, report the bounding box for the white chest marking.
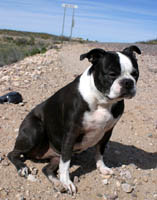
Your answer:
[83,106,113,131]
[74,106,119,152]
[77,66,119,152]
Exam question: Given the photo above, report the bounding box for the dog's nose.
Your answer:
[121,79,134,90]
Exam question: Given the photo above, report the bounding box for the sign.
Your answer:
[62,4,78,9]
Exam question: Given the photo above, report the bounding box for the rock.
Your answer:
[2,160,10,166]
[27,174,37,182]
[13,82,20,87]
[153,193,157,200]
[19,102,25,106]
[73,176,79,184]
[101,174,112,179]
[121,183,133,193]
[116,180,121,187]
[97,193,103,198]
[102,179,108,185]
[147,133,153,138]
[2,76,10,81]
[143,176,148,182]
[103,194,108,200]
[30,167,38,175]
[0,156,4,162]
[109,194,119,200]
[16,193,25,200]
[25,190,30,196]
[54,192,60,198]
[120,170,132,179]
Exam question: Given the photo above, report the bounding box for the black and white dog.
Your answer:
[8,45,141,194]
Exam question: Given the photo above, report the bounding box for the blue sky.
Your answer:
[0,0,157,42]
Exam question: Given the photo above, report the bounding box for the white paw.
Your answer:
[60,177,77,194]
[18,167,29,177]
[99,165,113,175]
[63,179,77,194]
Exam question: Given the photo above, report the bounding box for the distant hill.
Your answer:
[0,29,84,67]
[138,38,157,45]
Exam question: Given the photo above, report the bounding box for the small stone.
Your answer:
[147,133,153,138]
[110,194,118,200]
[54,193,60,198]
[2,160,10,166]
[101,174,112,179]
[131,193,137,198]
[153,193,157,199]
[2,76,10,81]
[97,193,103,198]
[13,82,20,87]
[143,176,148,182]
[0,156,4,162]
[14,129,19,133]
[27,174,37,182]
[102,179,108,185]
[16,193,25,200]
[120,170,132,179]
[116,180,121,187]
[19,102,25,106]
[103,194,108,200]
[73,176,79,184]
[25,190,30,196]
[121,183,133,193]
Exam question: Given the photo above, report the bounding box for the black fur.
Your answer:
[8,46,141,193]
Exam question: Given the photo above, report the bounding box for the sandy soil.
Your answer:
[0,42,157,200]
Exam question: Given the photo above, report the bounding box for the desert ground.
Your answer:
[0,42,157,200]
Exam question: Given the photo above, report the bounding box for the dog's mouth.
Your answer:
[106,90,136,101]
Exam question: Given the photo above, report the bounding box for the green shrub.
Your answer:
[15,37,28,46]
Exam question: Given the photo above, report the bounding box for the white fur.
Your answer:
[77,67,120,152]
[117,52,133,74]
[108,52,136,99]
[59,158,76,193]
[78,105,118,151]
[95,154,113,175]
[78,66,108,110]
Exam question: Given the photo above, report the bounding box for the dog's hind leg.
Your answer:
[8,115,45,177]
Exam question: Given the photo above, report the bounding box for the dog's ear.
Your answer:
[80,48,106,64]
[123,45,141,55]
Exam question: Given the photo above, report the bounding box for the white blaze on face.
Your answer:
[117,52,133,74]
[108,52,136,99]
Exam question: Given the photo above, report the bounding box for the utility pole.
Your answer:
[61,4,78,39]
[61,4,67,37]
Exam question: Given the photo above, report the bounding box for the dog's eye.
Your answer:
[108,72,117,78]
[131,71,138,78]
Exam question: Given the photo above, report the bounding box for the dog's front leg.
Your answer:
[95,129,114,175]
[59,128,77,194]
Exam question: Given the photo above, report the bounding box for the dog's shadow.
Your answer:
[71,141,157,179]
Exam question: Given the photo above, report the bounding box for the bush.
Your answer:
[15,38,28,46]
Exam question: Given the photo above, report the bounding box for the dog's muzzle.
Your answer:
[120,78,136,99]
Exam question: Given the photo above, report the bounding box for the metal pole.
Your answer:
[70,7,75,39]
[61,6,66,36]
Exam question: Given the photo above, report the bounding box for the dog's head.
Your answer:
[80,46,141,101]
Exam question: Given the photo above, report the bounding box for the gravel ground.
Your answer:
[0,42,157,200]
